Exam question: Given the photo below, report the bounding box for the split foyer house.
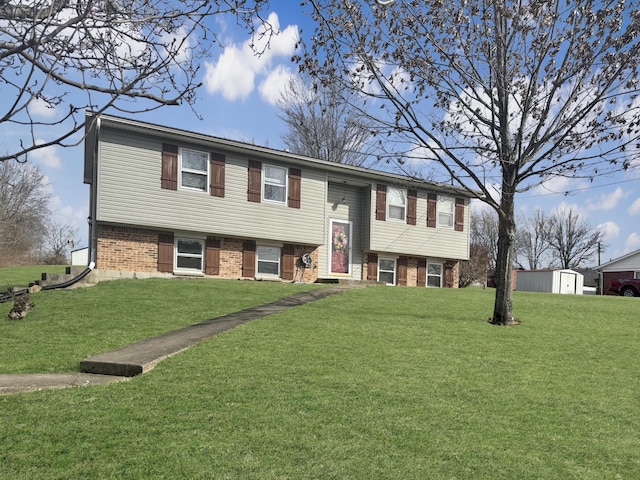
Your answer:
[84,113,474,287]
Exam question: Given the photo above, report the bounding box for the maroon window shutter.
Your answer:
[367,253,378,281]
[288,168,301,209]
[248,160,262,202]
[417,258,427,287]
[398,256,408,286]
[281,244,295,280]
[205,237,221,275]
[455,198,465,231]
[157,233,174,272]
[427,193,437,228]
[407,190,417,225]
[375,184,387,221]
[210,153,225,198]
[161,144,178,190]
[242,240,256,277]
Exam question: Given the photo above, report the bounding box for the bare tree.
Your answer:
[42,219,79,264]
[0,0,271,164]
[516,208,552,270]
[278,75,375,166]
[546,209,606,269]
[459,243,490,288]
[0,160,50,265]
[301,0,640,324]
[470,209,499,273]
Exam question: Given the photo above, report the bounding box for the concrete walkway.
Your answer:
[1,285,360,395]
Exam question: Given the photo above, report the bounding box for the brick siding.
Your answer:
[96,224,319,282]
[96,225,159,272]
[96,225,459,287]
[362,253,460,288]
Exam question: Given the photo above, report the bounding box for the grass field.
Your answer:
[0,264,69,290]
[1,277,639,479]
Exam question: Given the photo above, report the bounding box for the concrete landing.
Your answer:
[80,285,358,377]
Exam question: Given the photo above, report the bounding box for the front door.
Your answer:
[329,219,352,275]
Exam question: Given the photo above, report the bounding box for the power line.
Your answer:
[520,175,640,199]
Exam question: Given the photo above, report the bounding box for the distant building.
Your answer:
[596,249,640,295]
[515,269,584,295]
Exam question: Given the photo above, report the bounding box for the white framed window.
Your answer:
[378,258,397,285]
[634,271,640,279]
[387,186,406,221]
[438,195,454,228]
[257,245,281,277]
[175,238,204,272]
[263,164,287,203]
[427,262,443,288]
[180,148,209,192]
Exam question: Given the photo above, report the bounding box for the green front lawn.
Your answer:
[0,278,327,373]
[1,281,639,479]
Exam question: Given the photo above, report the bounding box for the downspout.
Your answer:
[88,116,101,266]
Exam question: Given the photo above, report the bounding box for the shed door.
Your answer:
[560,272,576,294]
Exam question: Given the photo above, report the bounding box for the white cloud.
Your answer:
[49,194,62,209]
[536,175,572,196]
[203,12,298,102]
[624,232,640,252]
[204,45,256,101]
[586,187,626,211]
[597,221,620,239]
[551,200,587,218]
[30,142,61,169]
[259,64,294,105]
[628,197,640,216]
[161,26,192,64]
[28,97,57,119]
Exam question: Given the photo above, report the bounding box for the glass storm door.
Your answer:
[330,220,352,275]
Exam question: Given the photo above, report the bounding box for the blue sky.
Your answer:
[3,1,640,265]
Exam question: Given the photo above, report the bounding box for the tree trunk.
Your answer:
[490,189,519,325]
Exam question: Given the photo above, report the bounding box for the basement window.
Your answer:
[175,238,204,272]
[257,245,281,277]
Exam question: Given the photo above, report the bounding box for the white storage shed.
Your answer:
[515,269,584,295]
[71,247,89,266]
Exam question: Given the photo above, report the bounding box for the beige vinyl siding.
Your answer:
[368,188,470,260]
[317,182,365,279]
[600,252,640,272]
[96,129,326,244]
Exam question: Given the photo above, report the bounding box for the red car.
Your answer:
[609,278,640,297]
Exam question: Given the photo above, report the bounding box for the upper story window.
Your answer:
[248,161,301,208]
[263,164,287,203]
[180,148,209,192]
[162,144,225,196]
[438,195,454,228]
[387,187,406,221]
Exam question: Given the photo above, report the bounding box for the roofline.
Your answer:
[596,247,640,270]
[86,111,480,198]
